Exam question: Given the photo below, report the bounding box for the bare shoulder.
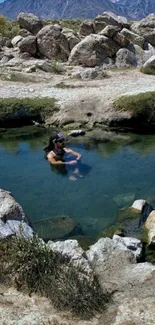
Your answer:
[47,151,55,159]
[64,147,72,153]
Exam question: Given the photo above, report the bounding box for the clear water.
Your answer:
[1,132,155,239]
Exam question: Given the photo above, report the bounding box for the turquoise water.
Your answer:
[1,132,155,238]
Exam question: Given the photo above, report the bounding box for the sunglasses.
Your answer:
[57,139,65,143]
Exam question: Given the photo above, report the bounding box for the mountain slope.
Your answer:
[117,0,155,19]
[0,0,119,19]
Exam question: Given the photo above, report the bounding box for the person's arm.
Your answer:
[47,152,77,165]
[64,148,82,161]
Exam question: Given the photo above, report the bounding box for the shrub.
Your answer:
[0,16,20,38]
[140,66,155,75]
[0,97,57,119]
[0,235,109,319]
[51,60,65,74]
[113,91,155,122]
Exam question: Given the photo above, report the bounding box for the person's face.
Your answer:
[57,139,65,148]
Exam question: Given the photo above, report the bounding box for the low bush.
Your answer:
[113,91,155,122]
[0,15,20,38]
[0,235,109,319]
[0,97,57,119]
[140,66,155,75]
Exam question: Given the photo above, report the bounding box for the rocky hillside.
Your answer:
[118,0,155,20]
[1,0,155,20]
[0,0,119,19]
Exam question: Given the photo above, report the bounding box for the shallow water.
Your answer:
[1,132,155,239]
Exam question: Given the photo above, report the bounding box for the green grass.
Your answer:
[113,91,155,121]
[0,97,57,119]
[0,72,38,83]
[45,19,83,32]
[0,235,109,318]
[140,66,155,75]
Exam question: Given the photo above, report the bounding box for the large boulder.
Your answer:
[94,11,128,34]
[68,34,120,67]
[33,215,82,241]
[11,35,23,47]
[18,35,37,56]
[143,55,155,68]
[62,27,80,51]
[0,189,33,239]
[47,239,93,275]
[131,14,155,46]
[99,25,121,38]
[79,20,94,36]
[145,210,155,245]
[37,24,69,61]
[120,28,145,48]
[17,12,43,35]
[116,48,137,68]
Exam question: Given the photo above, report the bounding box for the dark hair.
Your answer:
[43,135,55,154]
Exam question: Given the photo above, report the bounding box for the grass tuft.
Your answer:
[140,66,155,75]
[0,235,109,319]
[113,91,155,122]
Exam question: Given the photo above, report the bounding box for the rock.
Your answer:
[143,55,155,68]
[113,235,142,259]
[47,239,93,275]
[0,54,14,63]
[116,48,137,68]
[120,28,145,48]
[19,52,32,60]
[0,189,33,239]
[79,20,94,36]
[99,25,121,38]
[145,210,155,245]
[113,192,135,208]
[94,11,128,34]
[18,28,32,37]
[113,32,130,48]
[0,219,33,239]
[68,34,120,67]
[18,36,37,56]
[80,67,107,80]
[131,14,155,46]
[37,24,69,61]
[0,189,26,223]
[36,60,54,73]
[62,27,80,51]
[17,12,43,35]
[11,35,23,47]
[132,199,147,211]
[86,237,155,296]
[143,43,155,63]
[33,215,83,241]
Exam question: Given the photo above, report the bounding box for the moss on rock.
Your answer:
[33,215,83,241]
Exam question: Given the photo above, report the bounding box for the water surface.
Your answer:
[1,132,155,238]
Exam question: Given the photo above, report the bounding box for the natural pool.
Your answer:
[1,130,155,239]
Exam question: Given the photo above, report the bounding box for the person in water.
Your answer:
[44,132,83,180]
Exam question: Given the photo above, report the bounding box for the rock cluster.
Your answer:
[1,11,155,70]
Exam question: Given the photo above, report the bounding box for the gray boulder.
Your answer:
[37,24,69,61]
[145,210,155,245]
[17,12,43,35]
[94,11,128,34]
[79,20,94,36]
[120,28,145,48]
[11,35,23,47]
[18,28,32,38]
[131,14,155,46]
[0,189,33,239]
[68,34,120,67]
[143,55,155,68]
[47,239,93,276]
[99,25,121,38]
[62,27,80,51]
[18,35,37,56]
[116,48,137,68]
[113,235,142,259]
[113,32,130,48]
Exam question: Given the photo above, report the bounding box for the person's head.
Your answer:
[43,132,65,154]
[53,132,65,148]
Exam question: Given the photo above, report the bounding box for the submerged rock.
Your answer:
[113,192,135,208]
[33,215,83,241]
